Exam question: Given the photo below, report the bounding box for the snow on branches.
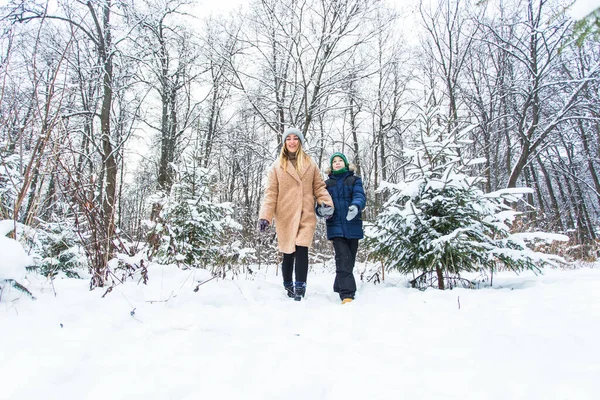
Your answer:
[365,107,567,290]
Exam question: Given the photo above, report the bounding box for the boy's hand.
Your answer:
[346,205,358,221]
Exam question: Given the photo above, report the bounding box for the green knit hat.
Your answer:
[330,152,349,170]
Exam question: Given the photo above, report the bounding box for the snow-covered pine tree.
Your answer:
[365,106,566,289]
[148,158,241,269]
[0,154,22,220]
[35,213,87,279]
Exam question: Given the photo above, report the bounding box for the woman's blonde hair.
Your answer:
[279,142,309,172]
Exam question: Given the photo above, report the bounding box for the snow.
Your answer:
[0,219,15,237]
[513,231,571,243]
[485,187,535,198]
[0,221,33,281]
[568,0,600,19]
[1,253,600,399]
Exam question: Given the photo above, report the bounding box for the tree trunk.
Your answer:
[436,265,445,290]
[578,120,600,209]
[94,0,117,288]
[554,167,575,231]
[536,154,563,231]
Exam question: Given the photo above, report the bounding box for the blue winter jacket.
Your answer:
[319,171,366,240]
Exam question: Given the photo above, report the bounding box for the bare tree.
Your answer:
[127,0,205,220]
[363,6,411,208]
[228,0,380,141]
[481,0,599,188]
[8,0,135,287]
[420,0,481,131]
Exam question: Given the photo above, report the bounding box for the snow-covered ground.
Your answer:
[1,258,599,400]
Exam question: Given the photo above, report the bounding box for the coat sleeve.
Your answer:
[259,166,279,222]
[312,165,333,208]
[351,177,367,211]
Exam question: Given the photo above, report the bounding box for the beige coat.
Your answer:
[259,157,333,254]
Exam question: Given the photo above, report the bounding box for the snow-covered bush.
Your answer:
[365,107,567,289]
[35,215,87,279]
[148,166,241,269]
[0,153,23,219]
[0,220,35,301]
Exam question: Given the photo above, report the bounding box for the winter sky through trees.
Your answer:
[1,0,600,288]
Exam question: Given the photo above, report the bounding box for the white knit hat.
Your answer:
[282,127,305,145]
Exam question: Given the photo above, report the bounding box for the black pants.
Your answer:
[332,238,359,300]
[282,246,309,283]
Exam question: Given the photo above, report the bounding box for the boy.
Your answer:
[317,152,366,304]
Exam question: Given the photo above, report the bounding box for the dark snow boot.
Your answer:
[294,281,306,301]
[284,281,295,298]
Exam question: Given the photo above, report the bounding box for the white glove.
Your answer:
[318,203,334,219]
[346,205,359,221]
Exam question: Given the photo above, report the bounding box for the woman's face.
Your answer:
[285,134,300,153]
[332,156,346,171]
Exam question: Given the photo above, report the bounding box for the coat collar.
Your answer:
[329,170,353,181]
[280,160,310,183]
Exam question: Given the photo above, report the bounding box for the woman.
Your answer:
[259,127,333,301]
[317,152,366,304]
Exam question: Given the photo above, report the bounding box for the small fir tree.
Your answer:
[365,106,566,289]
[149,163,241,269]
[35,214,87,279]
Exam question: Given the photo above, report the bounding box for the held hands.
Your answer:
[346,205,359,221]
[318,203,334,219]
[259,219,270,232]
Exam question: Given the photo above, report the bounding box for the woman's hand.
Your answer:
[259,219,270,232]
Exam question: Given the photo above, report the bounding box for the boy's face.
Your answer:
[332,156,346,171]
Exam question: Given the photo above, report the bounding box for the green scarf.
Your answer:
[330,152,349,174]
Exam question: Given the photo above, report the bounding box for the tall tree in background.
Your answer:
[130,0,203,220]
[7,0,131,287]
[365,6,410,208]
[197,15,239,169]
[484,0,599,189]
[420,0,481,131]
[228,0,380,142]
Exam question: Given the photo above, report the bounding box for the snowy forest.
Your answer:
[1,0,600,294]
